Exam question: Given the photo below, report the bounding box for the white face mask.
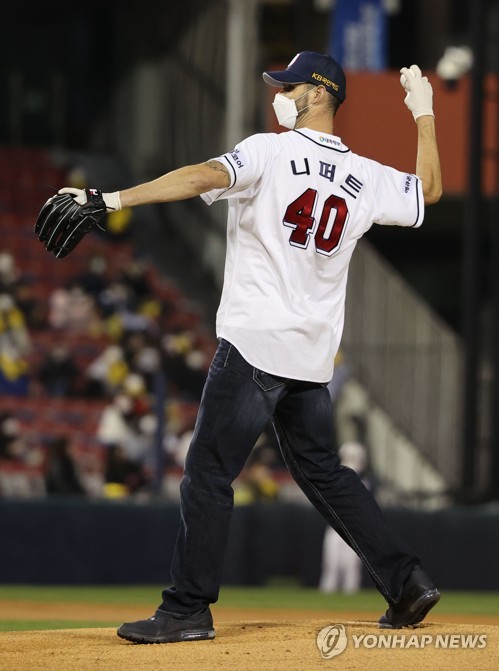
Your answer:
[272,89,311,129]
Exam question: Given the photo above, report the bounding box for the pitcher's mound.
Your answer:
[1,619,498,671]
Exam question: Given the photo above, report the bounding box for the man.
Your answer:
[60,51,442,642]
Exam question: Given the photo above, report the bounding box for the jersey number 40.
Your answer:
[283,188,349,257]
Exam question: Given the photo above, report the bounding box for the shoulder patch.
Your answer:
[227,148,247,170]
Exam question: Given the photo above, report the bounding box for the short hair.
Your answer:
[307,83,341,117]
[326,91,341,117]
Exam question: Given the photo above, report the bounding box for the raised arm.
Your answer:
[400,65,442,205]
[415,116,442,205]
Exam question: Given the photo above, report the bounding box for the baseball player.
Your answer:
[48,51,442,642]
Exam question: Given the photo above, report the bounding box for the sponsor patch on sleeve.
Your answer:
[403,173,413,194]
[226,147,248,171]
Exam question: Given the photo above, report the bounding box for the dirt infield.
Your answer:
[0,603,498,671]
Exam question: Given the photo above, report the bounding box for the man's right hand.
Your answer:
[400,65,434,122]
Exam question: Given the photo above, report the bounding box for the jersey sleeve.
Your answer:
[364,159,424,228]
[200,133,277,205]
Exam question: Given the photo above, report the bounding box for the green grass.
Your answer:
[218,585,387,610]
[1,583,499,632]
[219,585,499,616]
[0,585,161,605]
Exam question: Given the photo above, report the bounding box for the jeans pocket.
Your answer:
[253,368,288,392]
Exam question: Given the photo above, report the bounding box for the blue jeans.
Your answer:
[161,338,418,613]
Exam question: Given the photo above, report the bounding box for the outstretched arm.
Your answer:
[58,160,231,211]
[119,160,231,208]
[400,65,442,205]
[38,160,232,259]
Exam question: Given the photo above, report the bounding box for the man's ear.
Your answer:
[312,85,326,103]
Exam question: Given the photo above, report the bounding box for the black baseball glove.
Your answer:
[34,188,108,258]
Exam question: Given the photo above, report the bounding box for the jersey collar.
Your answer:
[293,128,350,153]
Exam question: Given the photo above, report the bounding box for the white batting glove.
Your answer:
[400,65,434,121]
[58,187,122,212]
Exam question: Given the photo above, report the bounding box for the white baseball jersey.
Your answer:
[201,128,423,383]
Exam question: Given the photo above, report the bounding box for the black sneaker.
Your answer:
[117,607,215,644]
[379,566,441,629]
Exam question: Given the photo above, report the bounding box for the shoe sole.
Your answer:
[117,628,216,644]
[379,589,441,629]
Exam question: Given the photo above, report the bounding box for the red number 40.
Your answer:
[283,188,349,256]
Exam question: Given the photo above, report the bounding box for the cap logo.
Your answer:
[311,72,339,91]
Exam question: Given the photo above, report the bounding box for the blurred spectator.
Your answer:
[319,441,372,594]
[119,259,153,307]
[114,259,165,330]
[165,427,194,469]
[12,278,47,330]
[98,279,133,318]
[47,287,71,330]
[163,401,198,469]
[37,342,81,397]
[103,443,150,498]
[0,352,29,395]
[234,441,280,505]
[122,373,152,417]
[135,294,163,330]
[96,393,137,447]
[0,412,25,460]
[162,332,207,400]
[99,278,158,344]
[66,163,88,190]
[44,435,86,496]
[84,344,129,398]
[0,293,31,355]
[122,330,162,392]
[122,330,148,366]
[48,282,100,332]
[0,293,31,395]
[0,252,19,292]
[71,253,110,305]
[105,206,134,243]
[96,385,155,464]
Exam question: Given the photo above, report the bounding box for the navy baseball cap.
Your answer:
[263,51,346,103]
